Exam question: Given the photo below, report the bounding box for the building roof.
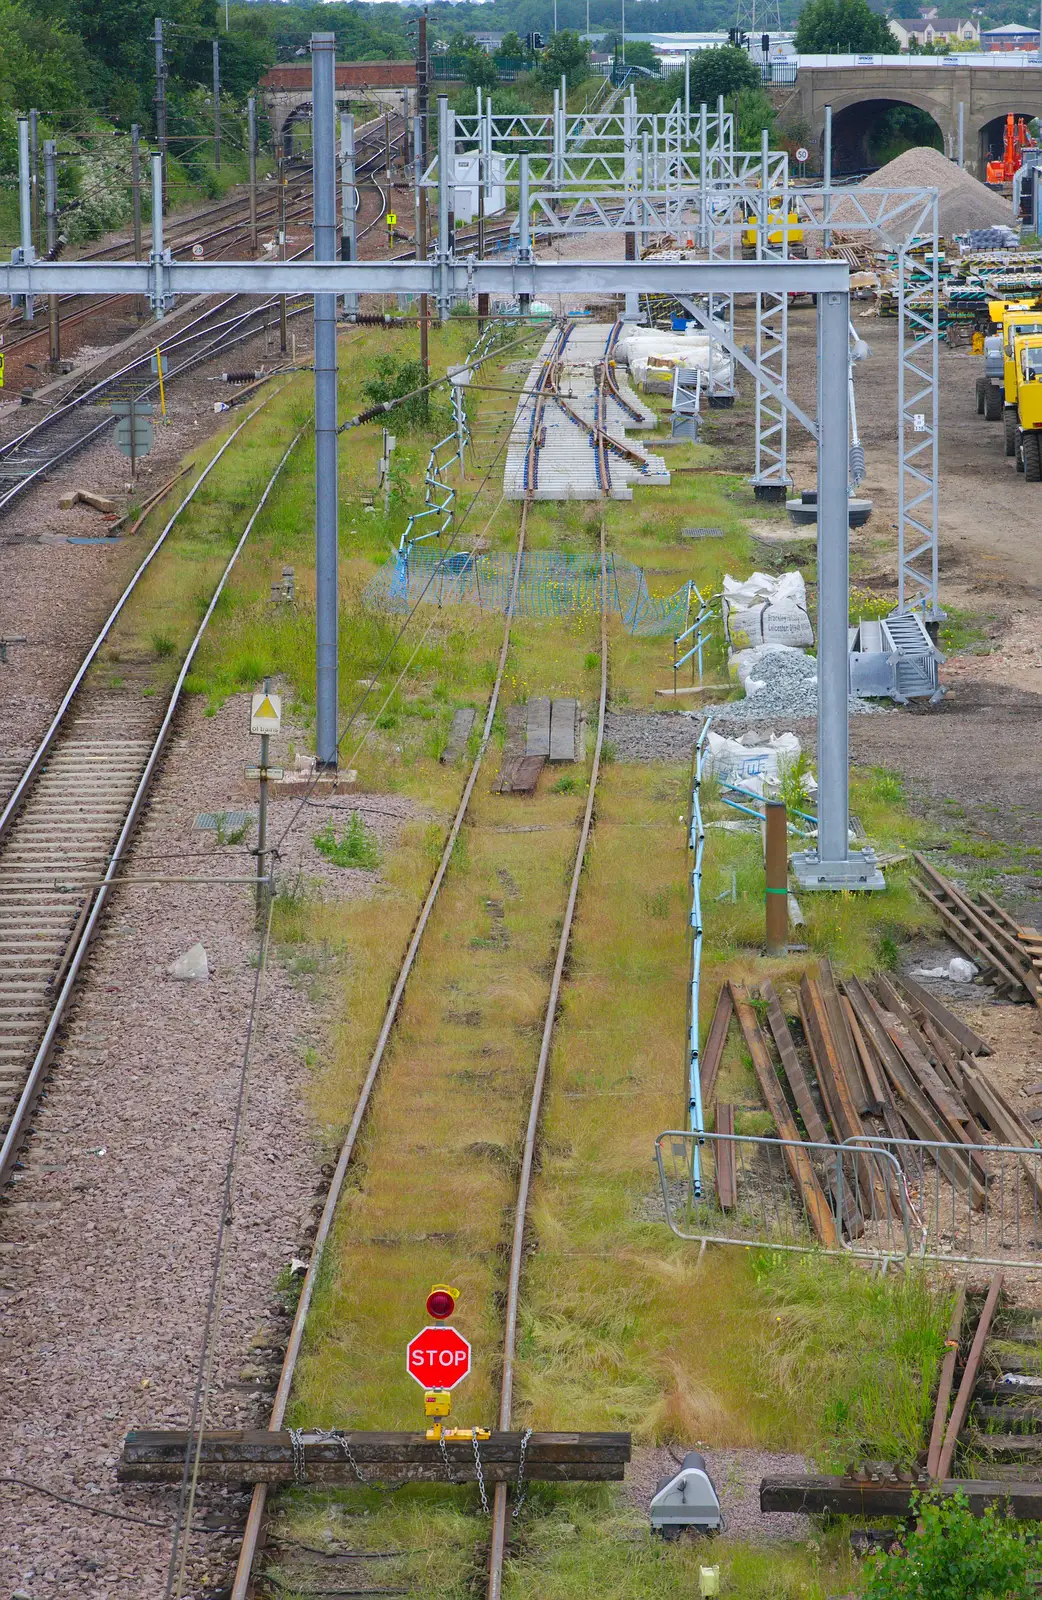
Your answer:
[892,15,973,28]
[981,20,1039,32]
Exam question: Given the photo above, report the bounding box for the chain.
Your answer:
[472,1435,490,1516]
[333,1431,368,1484]
[439,1435,459,1484]
[511,1428,533,1520]
[288,1428,307,1484]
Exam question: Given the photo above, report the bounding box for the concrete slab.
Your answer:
[504,323,672,502]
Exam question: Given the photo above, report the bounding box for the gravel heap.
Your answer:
[698,647,879,725]
[833,145,1010,237]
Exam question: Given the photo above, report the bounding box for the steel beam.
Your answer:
[312,30,339,770]
[1,259,852,297]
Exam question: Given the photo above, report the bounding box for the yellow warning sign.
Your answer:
[0,351,5,390]
[386,212,397,227]
[250,691,282,734]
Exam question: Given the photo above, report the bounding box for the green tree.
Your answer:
[864,1494,1037,1600]
[535,28,589,87]
[687,44,758,105]
[497,30,524,56]
[794,0,899,54]
[735,86,776,147]
[463,48,499,89]
[23,0,214,120]
[618,38,660,70]
[0,0,91,113]
[363,354,433,431]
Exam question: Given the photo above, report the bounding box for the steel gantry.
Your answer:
[2,36,881,888]
[436,90,941,617]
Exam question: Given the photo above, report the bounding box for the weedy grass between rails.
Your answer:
[288,621,599,1434]
[755,1253,953,1472]
[501,1498,858,1600]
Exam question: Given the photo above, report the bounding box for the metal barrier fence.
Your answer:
[672,587,718,694]
[656,1129,1042,1269]
[394,321,504,559]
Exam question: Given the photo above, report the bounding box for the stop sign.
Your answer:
[406,1324,472,1389]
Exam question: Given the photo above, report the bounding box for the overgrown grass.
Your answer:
[756,1253,952,1471]
[93,314,961,1593]
[313,814,381,870]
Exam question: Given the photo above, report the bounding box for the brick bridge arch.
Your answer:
[791,63,1042,179]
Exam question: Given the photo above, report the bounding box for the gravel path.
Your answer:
[0,690,402,1598]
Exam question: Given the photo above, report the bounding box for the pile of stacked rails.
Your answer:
[703,958,1040,1248]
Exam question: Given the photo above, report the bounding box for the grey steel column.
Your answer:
[699,102,707,248]
[17,116,34,322]
[312,30,339,770]
[518,154,531,317]
[792,287,883,892]
[213,39,221,170]
[131,124,143,261]
[815,290,849,870]
[823,103,833,250]
[248,96,258,249]
[29,109,39,254]
[684,52,691,141]
[44,140,59,365]
[340,113,357,316]
[437,95,452,319]
[150,151,165,318]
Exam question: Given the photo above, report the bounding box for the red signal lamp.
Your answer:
[426,1284,458,1320]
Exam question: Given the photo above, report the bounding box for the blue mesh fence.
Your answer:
[365,549,691,637]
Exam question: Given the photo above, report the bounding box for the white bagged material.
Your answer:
[613,325,733,390]
[704,730,802,785]
[168,942,209,981]
[722,570,813,650]
[912,957,979,983]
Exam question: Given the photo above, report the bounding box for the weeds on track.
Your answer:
[116,320,956,1596]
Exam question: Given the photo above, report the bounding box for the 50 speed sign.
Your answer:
[406,1324,471,1388]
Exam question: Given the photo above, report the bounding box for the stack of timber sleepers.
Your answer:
[913,853,1042,1008]
[702,961,1038,1243]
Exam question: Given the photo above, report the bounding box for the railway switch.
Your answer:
[649,1451,724,1538]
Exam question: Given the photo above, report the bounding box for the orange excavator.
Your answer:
[987,113,1037,186]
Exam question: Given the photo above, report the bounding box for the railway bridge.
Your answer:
[260,62,417,150]
[781,59,1042,177]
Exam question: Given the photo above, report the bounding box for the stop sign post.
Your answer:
[407,1324,471,1390]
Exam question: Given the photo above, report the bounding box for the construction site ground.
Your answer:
[702,300,1042,862]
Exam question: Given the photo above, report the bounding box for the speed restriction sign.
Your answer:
[795,146,809,164]
[192,243,204,258]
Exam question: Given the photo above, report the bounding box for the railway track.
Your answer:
[222,318,613,1598]
[0,112,403,396]
[0,124,401,523]
[0,396,302,1190]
